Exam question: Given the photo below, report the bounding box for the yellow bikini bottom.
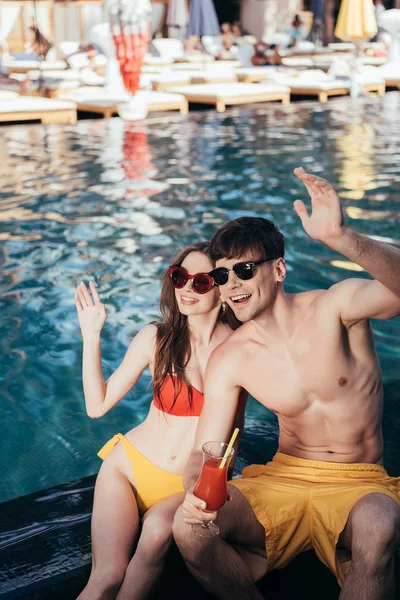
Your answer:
[98,433,185,515]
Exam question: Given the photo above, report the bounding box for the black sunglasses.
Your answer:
[168,265,215,294]
[209,258,276,286]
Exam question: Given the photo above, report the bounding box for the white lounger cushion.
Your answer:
[58,87,130,103]
[172,69,237,83]
[143,55,174,66]
[0,96,75,113]
[235,67,278,79]
[164,82,290,98]
[3,59,67,71]
[282,57,315,68]
[58,87,186,107]
[375,64,400,81]
[151,38,185,60]
[135,90,187,106]
[149,73,192,84]
[272,70,349,90]
[27,69,82,80]
[272,69,384,91]
[0,90,20,98]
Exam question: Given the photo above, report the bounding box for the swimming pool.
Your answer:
[1,93,399,503]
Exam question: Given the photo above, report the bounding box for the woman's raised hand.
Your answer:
[75,281,107,338]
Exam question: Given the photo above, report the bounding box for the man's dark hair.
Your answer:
[209,217,285,261]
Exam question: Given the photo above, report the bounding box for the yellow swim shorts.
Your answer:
[98,433,185,515]
[230,452,400,585]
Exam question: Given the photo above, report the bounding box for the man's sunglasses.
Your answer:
[209,257,276,286]
[168,265,215,294]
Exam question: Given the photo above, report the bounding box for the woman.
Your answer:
[75,242,244,600]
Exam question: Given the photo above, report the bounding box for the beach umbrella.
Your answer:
[335,0,377,43]
[187,0,220,38]
[107,0,152,94]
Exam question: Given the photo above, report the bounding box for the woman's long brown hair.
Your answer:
[152,242,240,413]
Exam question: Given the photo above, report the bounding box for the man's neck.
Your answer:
[251,291,297,341]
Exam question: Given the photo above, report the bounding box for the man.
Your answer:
[173,168,400,600]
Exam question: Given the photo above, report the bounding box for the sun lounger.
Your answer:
[176,53,215,64]
[0,91,20,99]
[375,65,400,88]
[2,59,67,74]
[143,55,174,67]
[281,57,315,69]
[170,63,206,71]
[164,82,290,112]
[236,67,279,83]
[0,96,77,124]
[150,69,237,90]
[151,38,185,61]
[271,70,385,102]
[190,69,237,84]
[271,70,348,102]
[58,88,188,117]
[149,72,192,92]
[328,43,356,52]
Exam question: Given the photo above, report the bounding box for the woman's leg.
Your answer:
[77,445,140,600]
[116,492,185,600]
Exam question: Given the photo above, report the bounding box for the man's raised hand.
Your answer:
[75,281,106,338]
[293,167,345,243]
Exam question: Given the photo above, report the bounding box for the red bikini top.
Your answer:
[153,374,247,417]
[154,375,204,417]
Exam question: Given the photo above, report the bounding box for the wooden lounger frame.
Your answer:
[386,80,400,89]
[74,98,188,118]
[151,79,191,92]
[290,81,385,103]
[190,75,237,85]
[180,90,290,112]
[0,107,77,124]
[237,73,272,84]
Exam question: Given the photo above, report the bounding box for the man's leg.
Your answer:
[338,493,400,600]
[173,485,266,600]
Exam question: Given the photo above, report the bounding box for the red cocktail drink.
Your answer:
[191,441,235,538]
[194,460,229,511]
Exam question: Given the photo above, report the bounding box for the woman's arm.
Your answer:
[75,281,157,418]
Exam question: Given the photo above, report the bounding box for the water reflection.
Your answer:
[0,95,399,501]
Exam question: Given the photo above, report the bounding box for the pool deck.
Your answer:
[2,476,399,599]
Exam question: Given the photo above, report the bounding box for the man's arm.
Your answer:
[294,168,400,323]
[182,342,242,524]
[183,342,241,489]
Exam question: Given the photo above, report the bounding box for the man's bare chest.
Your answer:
[240,328,377,417]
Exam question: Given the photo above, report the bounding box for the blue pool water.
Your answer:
[1,94,399,503]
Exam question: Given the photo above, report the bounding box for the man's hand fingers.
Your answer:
[183,502,217,520]
[182,493,217,523]
[294,167,328,186]
[183,515,217,525]
[294,167,328,197]
[182,507,218,524]
[185,491,207,511]
[182,500,214,521]
[293,199,309,223]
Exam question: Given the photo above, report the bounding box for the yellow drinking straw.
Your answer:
[219,428,239,469]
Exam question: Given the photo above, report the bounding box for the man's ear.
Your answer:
[275,258,286,282]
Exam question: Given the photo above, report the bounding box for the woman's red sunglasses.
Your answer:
[168,265,215,294]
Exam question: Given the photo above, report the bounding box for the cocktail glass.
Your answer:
[191,441,234,538]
